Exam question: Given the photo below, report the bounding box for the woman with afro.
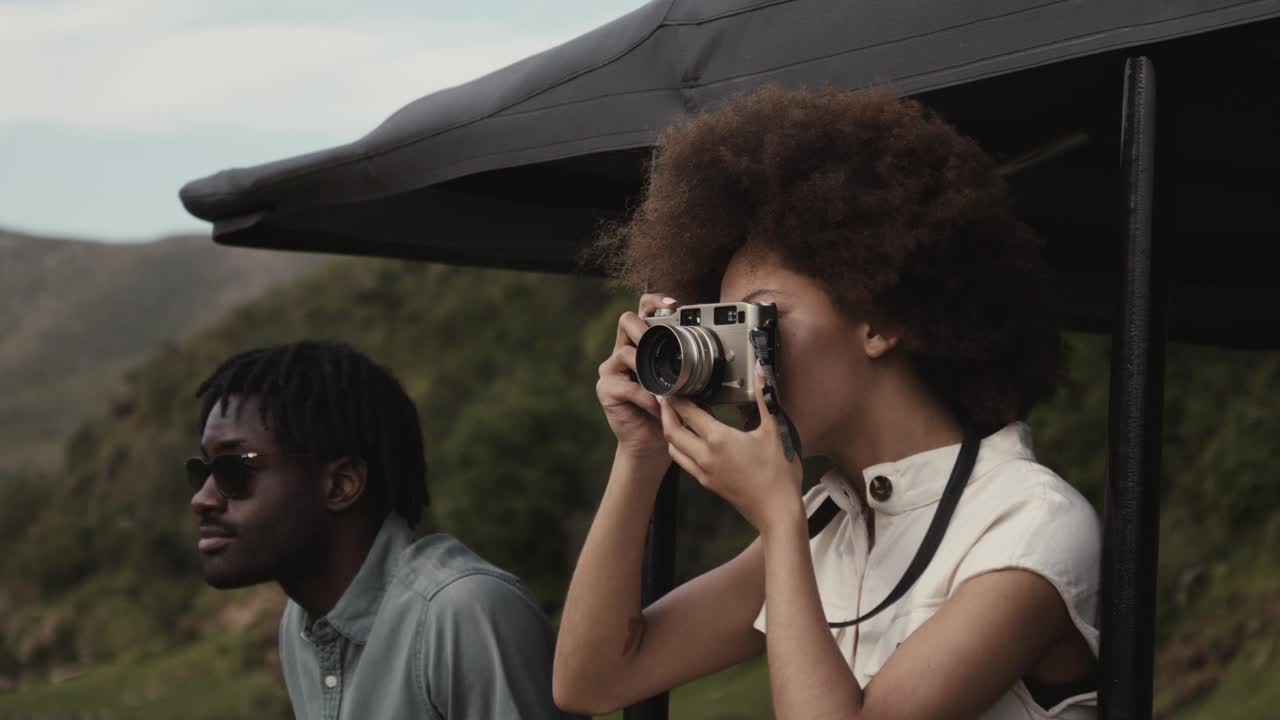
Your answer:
[554,86,1101,720]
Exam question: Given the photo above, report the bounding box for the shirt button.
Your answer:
[324,674,339,689]
[869,475,893,502]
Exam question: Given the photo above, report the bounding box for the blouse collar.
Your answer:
[821,422,1037,517]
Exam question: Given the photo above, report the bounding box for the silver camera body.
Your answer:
[636,302,779,405]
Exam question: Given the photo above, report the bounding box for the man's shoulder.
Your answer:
[390,532,528,606]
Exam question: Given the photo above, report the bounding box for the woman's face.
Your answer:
[719,248,871,457]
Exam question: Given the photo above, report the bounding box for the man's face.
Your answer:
[190,394,327,589]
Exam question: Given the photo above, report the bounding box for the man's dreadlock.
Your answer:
[195,341,429,527]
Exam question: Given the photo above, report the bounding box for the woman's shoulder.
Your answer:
[958,452,1102,600]
[969,424,1101,540]
[958,453,1104,656]
[983,454,1096,514]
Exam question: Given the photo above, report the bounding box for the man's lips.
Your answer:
[198,524,235,554]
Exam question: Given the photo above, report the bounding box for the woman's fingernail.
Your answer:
[662,297,677,305]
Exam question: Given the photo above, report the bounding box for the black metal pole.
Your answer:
[623,463,680,720]
[1099,55,1166,720]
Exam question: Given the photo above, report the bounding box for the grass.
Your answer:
[601,656,773,720]
[0,636,289,720]
[2,642,770,720]
[1171,634,1280,720]
[1158,524,1280,719]
[8,634,1276,720]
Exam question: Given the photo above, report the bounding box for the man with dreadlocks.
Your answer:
[188,340,569,719]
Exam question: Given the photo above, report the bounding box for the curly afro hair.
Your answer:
[593,86,1062,433]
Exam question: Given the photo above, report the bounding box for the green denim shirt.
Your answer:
[278,515,571,720]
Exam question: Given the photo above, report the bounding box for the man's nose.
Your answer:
[190,475,226,516]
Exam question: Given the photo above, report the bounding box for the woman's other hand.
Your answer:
[660,365,804,534]
[597,293,678,463]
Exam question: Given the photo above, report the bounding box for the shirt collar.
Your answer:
[851,422,1036,516]
[307,513,414,645]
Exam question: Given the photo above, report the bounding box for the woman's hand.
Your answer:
[597,293,679,462]
[660,366,804,534]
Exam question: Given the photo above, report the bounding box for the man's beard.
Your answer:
[201,524,327,590]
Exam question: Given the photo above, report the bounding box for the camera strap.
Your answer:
[809,426,981,628]
[749,325,802,461]
[762,379,803,461]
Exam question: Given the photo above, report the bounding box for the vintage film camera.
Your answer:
[635,302,779,405]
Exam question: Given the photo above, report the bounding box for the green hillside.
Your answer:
[0,230,321,474]
[0,257,1276,718]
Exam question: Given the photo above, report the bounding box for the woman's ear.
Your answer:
[323,457,369,512]
[861,323,900,359]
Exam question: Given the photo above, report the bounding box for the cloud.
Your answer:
[0,0,622,135]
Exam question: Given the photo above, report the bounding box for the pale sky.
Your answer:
[0,0,646,242]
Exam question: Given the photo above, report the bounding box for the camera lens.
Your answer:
[652,334,683,386]
[636,324,723,397]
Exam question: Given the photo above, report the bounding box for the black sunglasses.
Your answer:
[185,452,300,500]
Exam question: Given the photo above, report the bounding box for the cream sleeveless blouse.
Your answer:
[753,423,1102,718]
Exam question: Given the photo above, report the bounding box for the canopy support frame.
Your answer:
[1099,55,1166,720]
[624,464,681,720]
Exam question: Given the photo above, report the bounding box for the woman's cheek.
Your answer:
[780,321,854,446]
[778,324,817,407]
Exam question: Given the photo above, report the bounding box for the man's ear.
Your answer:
[322,457,369,512]
[861,322,900,359]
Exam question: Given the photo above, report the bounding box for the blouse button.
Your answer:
[324,674,339,689]
[869,475,893,502]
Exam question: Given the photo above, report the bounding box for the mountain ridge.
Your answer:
[0,228,323,474]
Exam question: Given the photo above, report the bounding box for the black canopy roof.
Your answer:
[180,0,1280,347]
